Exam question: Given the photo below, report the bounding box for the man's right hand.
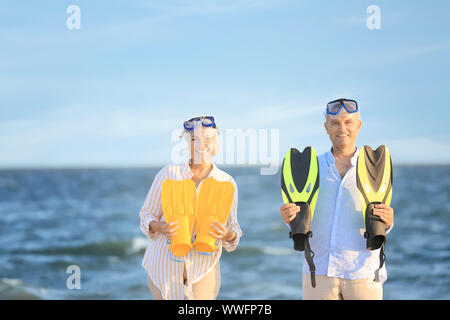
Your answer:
[280,203,300,224]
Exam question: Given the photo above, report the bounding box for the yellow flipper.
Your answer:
[356,145,393,250]
[193,177,235,253]
[161,179,197,257]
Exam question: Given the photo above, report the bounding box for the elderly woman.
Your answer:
[139,116,242,300]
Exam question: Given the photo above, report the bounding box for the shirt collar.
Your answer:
[181,160,218,179]
[326,146,359,167]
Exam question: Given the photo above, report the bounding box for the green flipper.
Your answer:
[356,145,393,282]
[281,146,320,288]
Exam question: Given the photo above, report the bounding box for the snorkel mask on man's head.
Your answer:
[326,98,359,115]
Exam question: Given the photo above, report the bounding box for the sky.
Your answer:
[1,0,449,169]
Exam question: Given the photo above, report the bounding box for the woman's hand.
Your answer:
[372,204,394,230]
[280,203,299,224]
[210,221,236,242]
[150,221,179,240]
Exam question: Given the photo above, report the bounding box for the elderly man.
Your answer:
[280,98,394,300]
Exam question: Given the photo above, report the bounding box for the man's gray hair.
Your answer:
[324,110,361,121]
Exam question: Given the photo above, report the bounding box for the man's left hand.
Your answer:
[372,204,394,229]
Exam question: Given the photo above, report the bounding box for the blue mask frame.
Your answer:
[326,99,359,115]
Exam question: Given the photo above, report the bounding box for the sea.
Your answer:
[0,165,449,299]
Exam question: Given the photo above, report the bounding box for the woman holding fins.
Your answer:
[280,98,395,300]
[139,116,242,300]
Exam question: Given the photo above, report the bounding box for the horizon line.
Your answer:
[0,162,449,171]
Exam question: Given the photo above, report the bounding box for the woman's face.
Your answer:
[189,126,216,164]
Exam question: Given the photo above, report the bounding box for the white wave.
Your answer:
[260,246,294,256]
[0,277,70,300]
[126,237,149,255]
[0,278,42,300]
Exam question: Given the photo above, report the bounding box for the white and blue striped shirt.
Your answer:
[139,161,242,300]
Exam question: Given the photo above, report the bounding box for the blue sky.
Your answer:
[1,0,449,168]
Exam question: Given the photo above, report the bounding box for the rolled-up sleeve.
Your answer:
[223,178,242,252]
[385,220,394,234]
[139,167,166,240]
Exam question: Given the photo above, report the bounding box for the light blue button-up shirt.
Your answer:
[301,147,393,283]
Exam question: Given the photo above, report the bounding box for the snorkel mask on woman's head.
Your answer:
[182,116,220,163]
[183,116,216,132]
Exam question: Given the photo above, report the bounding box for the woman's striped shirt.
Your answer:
[139,161,241,300]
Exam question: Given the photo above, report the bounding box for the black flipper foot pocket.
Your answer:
[289,202,312,251]
[365,202,386,250]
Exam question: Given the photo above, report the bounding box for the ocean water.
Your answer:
[0,165,449,300]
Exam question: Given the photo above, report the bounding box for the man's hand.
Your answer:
[372,204,394,229]
[280,203,300,224]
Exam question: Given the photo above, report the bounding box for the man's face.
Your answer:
[324,111,361,148]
